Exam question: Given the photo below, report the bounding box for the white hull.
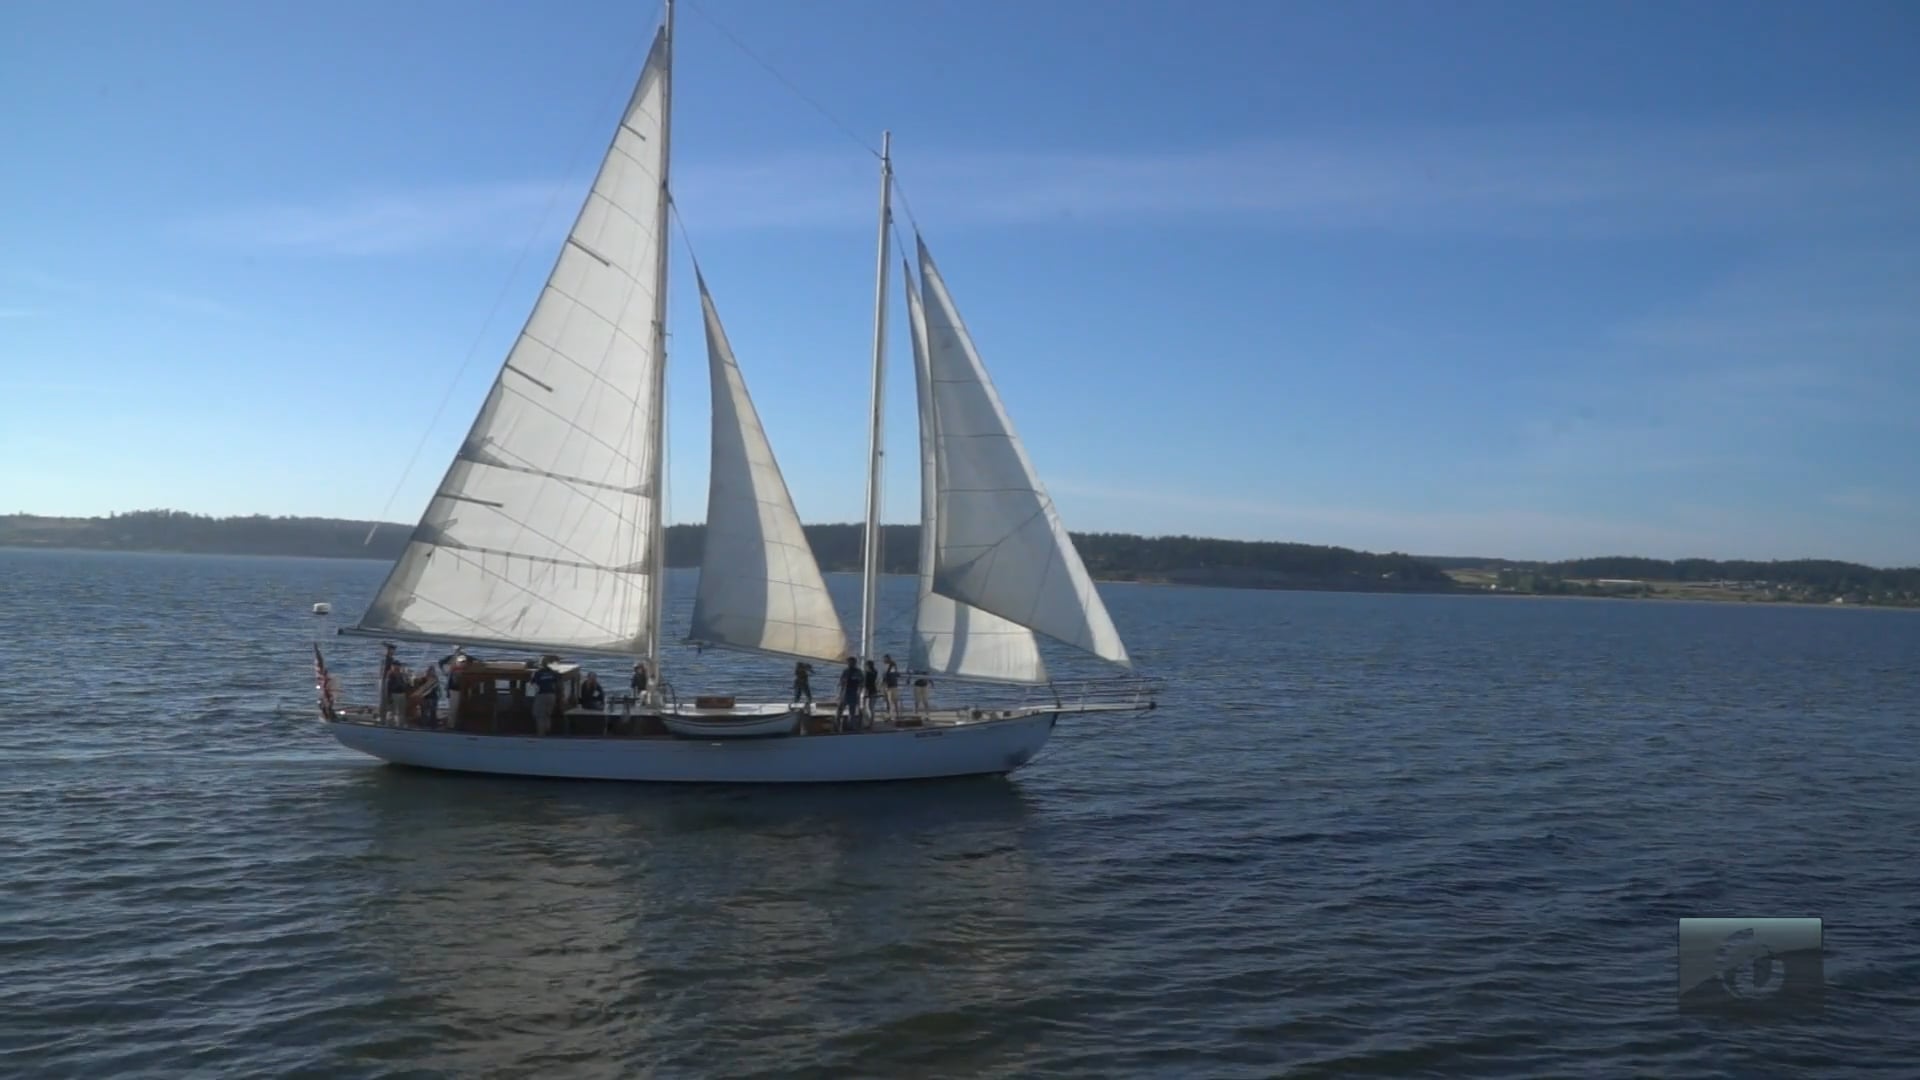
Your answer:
[324,711,1058,784]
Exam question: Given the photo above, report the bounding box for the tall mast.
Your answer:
[858,132,893,661]
[644,0,676,701]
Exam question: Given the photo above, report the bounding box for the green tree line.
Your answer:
[9,511,1910,596]
[2,510,1456,588]
[1541,555,1920,597]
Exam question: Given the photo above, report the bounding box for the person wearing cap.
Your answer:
[531,657,560,735]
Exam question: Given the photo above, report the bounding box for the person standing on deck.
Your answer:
[792,662,813,710]
[862,660,879,726]
[531,659,560,736]
[881,655,901,725]
[912,672,933,721]
[630,661,650,707]
[414,664,441,727]
[438,646,467,727]
[834,657,861,731]
[385,661,412,727]
[578,672,605,712]
[379,642,401,723]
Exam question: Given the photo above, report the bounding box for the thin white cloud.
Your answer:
[1054,478,1920,565]
[171,180,573,256]
[676,116,1920,233]
[1499,244,1920,481]
[166,115,1920,253]
[1,266,245,321]
[1048,479,1725,561]
[1825,488,1918,517]
[0,268,91,294]
[141,289,246,322]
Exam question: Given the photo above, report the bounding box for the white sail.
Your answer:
[915,236,1130,668]
[688,273,849,662]
[353,29,671,656]
[903,265,1049,684]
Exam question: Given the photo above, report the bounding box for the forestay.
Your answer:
[903,267,1049,684]
[687,273,849,662]
[915,236,1131,668]
[353,30,671,656]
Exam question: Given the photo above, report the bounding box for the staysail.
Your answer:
[351,29,671,657]
[687,272,849,662]
[915,236,1130,668]
[903,264,1049,683]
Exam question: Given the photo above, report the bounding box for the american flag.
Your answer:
[313,644,336,717]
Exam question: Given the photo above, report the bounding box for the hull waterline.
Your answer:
[323,713,1059,784]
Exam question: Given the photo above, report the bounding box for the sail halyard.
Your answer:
[902,261,1050,685]
[687,272,850,663]
[914,235,1131,668]
[350,22,675,657]
[857,135,894,661]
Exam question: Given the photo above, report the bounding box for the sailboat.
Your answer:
[312,0,1159,783]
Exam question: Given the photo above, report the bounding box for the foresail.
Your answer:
[915,236,1131,668]
[354,30,671,655]
[688,274,849,662]
[904,265,1048,684]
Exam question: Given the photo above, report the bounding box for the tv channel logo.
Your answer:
[1677,917,1824,1018]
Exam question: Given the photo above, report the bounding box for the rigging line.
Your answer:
[667,199,705,275]
[361,24,660,546]
[889,171,926,235]
[680,0,881,160]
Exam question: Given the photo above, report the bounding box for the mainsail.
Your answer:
[903,265,1049,683]
[687,273,849,662]
[352,29,671,657]
[915,236,1131,668]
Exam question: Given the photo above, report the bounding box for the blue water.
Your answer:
[1,547,1916,1077]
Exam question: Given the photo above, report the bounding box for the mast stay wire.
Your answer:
[679,0,884,161]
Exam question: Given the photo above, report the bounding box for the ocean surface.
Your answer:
[1,547,1916,1078]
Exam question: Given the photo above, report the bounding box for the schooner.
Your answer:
[313,0,1159,782]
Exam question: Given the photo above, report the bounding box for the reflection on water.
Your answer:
[342,771,1044,1075]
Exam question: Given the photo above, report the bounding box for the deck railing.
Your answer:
[601,671,1162,718]
[1010,675,1164,715]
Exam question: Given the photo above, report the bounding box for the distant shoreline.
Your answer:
[8,543,1915,612]
[4,510,1915,609]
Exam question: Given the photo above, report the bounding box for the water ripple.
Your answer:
[1,549,1917,1077]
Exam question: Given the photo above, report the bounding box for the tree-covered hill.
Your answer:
[10,511,1912,603]
[2,510,1458,593]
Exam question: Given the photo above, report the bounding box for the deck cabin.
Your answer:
[446,659,582,735]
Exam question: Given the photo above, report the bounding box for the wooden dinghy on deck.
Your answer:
[660,696,800,739]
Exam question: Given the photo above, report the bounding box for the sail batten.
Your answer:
[914,236,1130,669]
[903,261,1050,685]
[686,274,850,663]
[352,28,672,655]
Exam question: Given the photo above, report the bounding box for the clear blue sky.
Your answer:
[3,0,1917,565]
